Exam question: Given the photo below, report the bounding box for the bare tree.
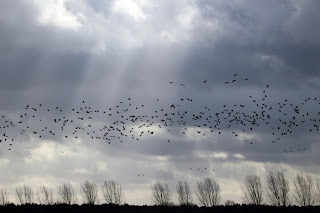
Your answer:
[81,180,98,204]
[16,186,24,205]
[293,172,315,206]
[151,182,172,206]
[242,174,263,205]
[38,185,54,205]
[176,181,192,206]
[57,183,77,205]
[316,178,320,205]
[195,178,221,207]
[16,185,34,205]
[0,188,9,205]
[266,171,290,206]
[101,180,124,205]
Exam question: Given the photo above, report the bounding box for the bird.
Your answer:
[1,77,314,159]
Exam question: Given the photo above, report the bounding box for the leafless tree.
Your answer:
[38,185,54,205]
[16,186,24,205]
[176,181,192,206]
[101,180,124,205]
[0,188,9,205]
[57,183,77,205]
[151,182,172,206]
[242,174,263,205]
[266,171,290,206]
[195,178,221,207]
[316,178,320,205]
[293,172,315,206]
[81,180,98,204]
[16,185,34,205]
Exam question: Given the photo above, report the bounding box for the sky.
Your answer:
[1,0,320,205]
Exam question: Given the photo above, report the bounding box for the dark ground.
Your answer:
[0,204,319,213]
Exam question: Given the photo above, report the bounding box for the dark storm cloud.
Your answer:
[182,0,320,89]
[0,2,96,110]
[0,49,41,90]
[0,50,88,90]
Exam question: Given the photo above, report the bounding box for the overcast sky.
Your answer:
[1,0,320,205]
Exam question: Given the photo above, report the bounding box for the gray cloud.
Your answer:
[0,0,320,205]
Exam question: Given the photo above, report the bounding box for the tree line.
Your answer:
[1,172,320,206]
[0,180,123,206]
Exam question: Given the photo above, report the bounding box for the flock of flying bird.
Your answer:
[0,74,318,158]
